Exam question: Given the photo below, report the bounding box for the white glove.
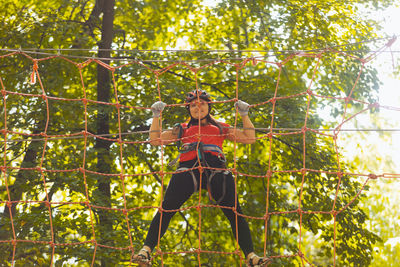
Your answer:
[235,100,250,116]
[151,101,166,118]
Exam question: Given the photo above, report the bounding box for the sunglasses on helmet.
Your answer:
[185,90,210,103]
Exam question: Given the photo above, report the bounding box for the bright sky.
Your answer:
[359,4,400,250]
[375,5,400,172]
[351,4,400,173]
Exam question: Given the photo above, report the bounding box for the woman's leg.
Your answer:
[144,170,197,250]
[208,171,254,257]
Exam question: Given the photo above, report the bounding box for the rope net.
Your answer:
[0,39,399,266]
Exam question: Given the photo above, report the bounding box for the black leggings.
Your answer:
[144,155,254,256]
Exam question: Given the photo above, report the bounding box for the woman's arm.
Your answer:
[149,117,179,146]
[149,101,180,146]
[227,115,256,144]
[227,100,256,144]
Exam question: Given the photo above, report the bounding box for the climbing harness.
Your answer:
[171,141,230,204]
[169,141,225,166]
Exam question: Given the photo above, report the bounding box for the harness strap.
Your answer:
[206,170,229,204]
[177,166,229,204]
[168,142,225,167]
[176,167,198,193]
[172,142,229,205]
[181,142,224,155]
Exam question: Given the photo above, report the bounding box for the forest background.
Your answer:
[0,0,399,266]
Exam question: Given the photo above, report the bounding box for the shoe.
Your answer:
[246,253,272,267]
[133,247,151,266]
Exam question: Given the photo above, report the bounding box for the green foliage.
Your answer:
[0,0,395,266]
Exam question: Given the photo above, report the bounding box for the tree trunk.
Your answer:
[0,122,44,262]
[2,138,39,219]
[94,0,115,266]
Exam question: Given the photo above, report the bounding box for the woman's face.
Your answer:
[188,99,209,120]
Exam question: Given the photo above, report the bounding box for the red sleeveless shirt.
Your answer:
[179,122,230,162]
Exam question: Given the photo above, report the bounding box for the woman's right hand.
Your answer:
[151,101,166,118]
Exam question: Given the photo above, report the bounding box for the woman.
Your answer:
[134,90,271,267]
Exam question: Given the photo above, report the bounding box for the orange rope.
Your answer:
[0,40,399,266]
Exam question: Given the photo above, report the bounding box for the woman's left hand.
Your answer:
[235,100,250,116]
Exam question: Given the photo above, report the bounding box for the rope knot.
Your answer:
[233,249,241,257]
[386,36,397,47]
[368,173,378,180]
[30,61,38,84]
[198,165,204,174]
[31,59,38,70]
[368,102,379,109]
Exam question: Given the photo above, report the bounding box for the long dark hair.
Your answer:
[185,89,223,134]
[186,114,223,134]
